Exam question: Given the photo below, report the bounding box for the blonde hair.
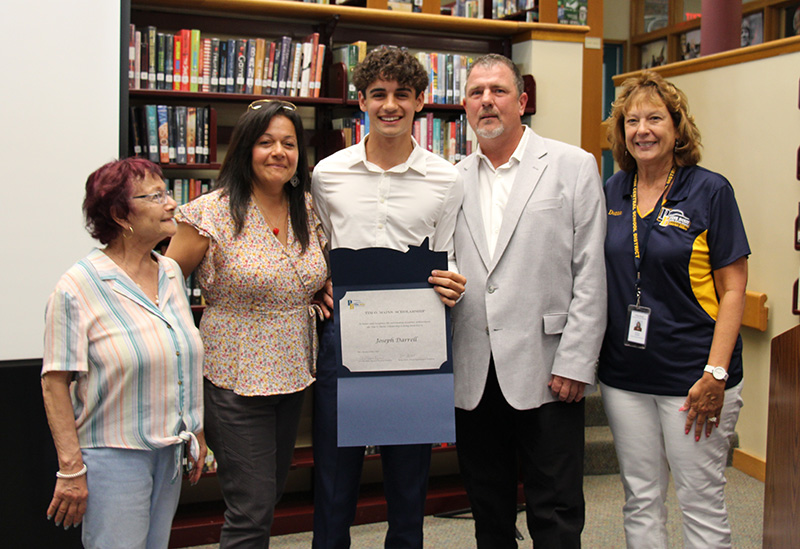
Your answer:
[605,70,702,172]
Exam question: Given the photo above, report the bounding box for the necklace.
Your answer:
[253,195,287,236]
[103,249,160,305]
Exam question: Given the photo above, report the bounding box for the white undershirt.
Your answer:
[476,126,531,259]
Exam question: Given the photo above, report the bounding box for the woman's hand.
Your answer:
[312,278,333,319]
[681,375,725,441]
[48,475,88,528]
[186,431,208,485]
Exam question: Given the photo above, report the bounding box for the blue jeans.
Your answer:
[81,445,182,549]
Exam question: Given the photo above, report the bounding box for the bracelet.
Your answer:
[56,463,87,479]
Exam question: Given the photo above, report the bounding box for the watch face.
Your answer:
[713,367,726,380]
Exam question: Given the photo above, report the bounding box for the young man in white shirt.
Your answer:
[311,47,465,549]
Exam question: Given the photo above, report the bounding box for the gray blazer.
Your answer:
[452,129,607,411]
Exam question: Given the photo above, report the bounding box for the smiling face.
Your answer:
[623,94,677,173]
[251,115,299,190]
[358,78,424,142]
[463,63,527,141]
[126,173,177,245]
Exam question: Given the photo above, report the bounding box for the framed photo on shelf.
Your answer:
[680,29,701,60]
[640,38,667,69]
[557,0,587,25]
[741,12,764,47]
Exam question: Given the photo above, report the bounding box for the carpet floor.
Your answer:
[189,467,764,548]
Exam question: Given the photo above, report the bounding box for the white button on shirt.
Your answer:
[476,126,532,259]
[312,136,464,272]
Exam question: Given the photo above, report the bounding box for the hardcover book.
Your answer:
[147,26,157,89]
[175,106,187,164]
[225,39,236,93]
[180,29,191,91]
[187,107,197,164]
[190,29,201,92]
[254,38,266,95]
[201,38,212,92]
[235,39,247,93]
[164,33,174,89]
[144,104,160,163]
[245,39,257,94]
[157,105,170,163]
[210,38,221,92]
[156,32,166,89]
[172,33,182,91]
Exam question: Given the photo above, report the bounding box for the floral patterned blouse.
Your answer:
[176,189,328,396]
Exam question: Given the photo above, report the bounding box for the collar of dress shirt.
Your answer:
[476,125,532,171]
[346,134,428,176]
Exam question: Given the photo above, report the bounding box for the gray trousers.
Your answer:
[204,378,307,548]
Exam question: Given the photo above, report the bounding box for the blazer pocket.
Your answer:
[542,313,568,335]
[527,197,562,212]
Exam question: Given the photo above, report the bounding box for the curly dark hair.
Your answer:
[605,70,702,172]
[352,47,429,97]
[83,157,163,245]
[217,101,311,251]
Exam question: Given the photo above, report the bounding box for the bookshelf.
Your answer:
[124,1,562,545]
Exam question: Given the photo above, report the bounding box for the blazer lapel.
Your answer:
[459,156,492,271]
[490,132,547,270]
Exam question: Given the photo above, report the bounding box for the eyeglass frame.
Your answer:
[248,99,297,111]
[132,189,174,204]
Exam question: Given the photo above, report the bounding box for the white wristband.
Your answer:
[56,463,87,479]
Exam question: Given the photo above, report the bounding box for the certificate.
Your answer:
[330,239,456,447]
[339,287,446,373]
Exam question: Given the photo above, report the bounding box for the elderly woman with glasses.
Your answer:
[41,157,205,548]
[166,99,328,547]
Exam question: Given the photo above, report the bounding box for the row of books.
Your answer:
[492,0,538,20]
[332,112,475,164]
[165,177,214,206]
[332,41,367,101]
[415,52,475,105]
[130,105,213,165]
[129,24,327,98]
[412,113,476,164]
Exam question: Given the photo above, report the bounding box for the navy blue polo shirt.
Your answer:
[598,165,750,396]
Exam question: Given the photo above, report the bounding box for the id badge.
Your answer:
[624,305,651,349]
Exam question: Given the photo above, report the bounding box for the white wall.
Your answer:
[514,39,585,146]
[604,0,631,42]
[0,1,120,360]
[661,52,800,460]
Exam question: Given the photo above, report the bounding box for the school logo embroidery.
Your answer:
[657,208,691,230]
[608,209,622,216]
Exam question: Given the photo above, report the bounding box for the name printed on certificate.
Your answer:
[339,287,447,373]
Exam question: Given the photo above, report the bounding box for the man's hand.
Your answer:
[548,375,586,403]
[429,270,466,308]
[312,278,333,319]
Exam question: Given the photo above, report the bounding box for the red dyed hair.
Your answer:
[82,157,163,245]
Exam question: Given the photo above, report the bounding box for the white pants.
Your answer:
[600,381,743,549]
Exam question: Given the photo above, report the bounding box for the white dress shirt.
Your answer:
[312,136,463,272]
[475,126,531,259]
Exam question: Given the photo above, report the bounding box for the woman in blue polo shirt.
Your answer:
[600,71,749,549]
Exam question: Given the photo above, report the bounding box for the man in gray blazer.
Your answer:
[453,54,607,548]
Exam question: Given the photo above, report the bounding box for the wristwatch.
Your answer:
[704,364,729,381]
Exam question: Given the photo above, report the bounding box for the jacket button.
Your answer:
[487,285,496,294]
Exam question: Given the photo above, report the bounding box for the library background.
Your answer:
[2,0,799,547]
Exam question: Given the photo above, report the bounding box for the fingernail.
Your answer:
[55,521,61,527]
[47,514,53,521]
[64,524,70,530]
[685,428,690,434]
[695,435,700,442]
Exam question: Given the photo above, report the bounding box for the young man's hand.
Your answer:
[429,270,466,307]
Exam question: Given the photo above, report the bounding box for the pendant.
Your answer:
[272,227,279,236]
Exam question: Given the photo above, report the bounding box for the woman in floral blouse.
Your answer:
[167,100,328,547]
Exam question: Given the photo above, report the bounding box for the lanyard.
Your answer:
[631,167,676,306]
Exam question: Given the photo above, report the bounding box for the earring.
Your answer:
[674,139,679,152]
[122,226,134,239]
[289,175,300,188]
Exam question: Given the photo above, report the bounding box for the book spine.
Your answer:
[265,41,277,94]
[128,24,136,89]
[167,105,177,163]
[225,39,236,93]
[235,39,247,94]
[187,107,197,164]
[172,34,182,91]
[313,43,326,98]
[218,40,228,93]
[245,39,257,94]
[209,38,220,93]
[299,40,312,98]
[180,29,191,91]
[253,38,266,95]
[133,30,141,90]
[147,26,157,89]
[194,108,204,164]
[201,38,212,92]
[176,106,187,164]
[446,54,454,104]
[347,44,358,100]
[157,105,170,163]
[289,42,303,97]
[156,33,166,89]
[277,36,292,96]
[144,105,159,163]
[430,52,438,104]
[129,106,143,156]
[164,33,174,89]
[139,32,149,89]
[190,29,201,92]
[202,107,210,163]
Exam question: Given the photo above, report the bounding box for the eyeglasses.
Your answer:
[248,99,297,111]
[132,189,173,204]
